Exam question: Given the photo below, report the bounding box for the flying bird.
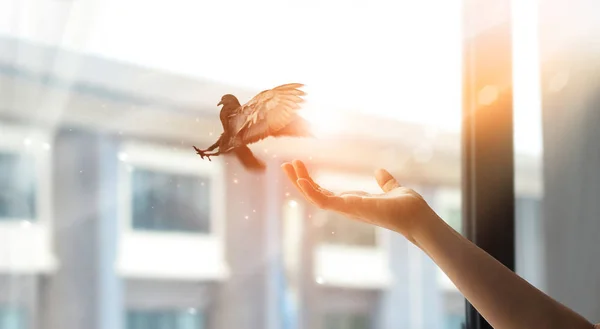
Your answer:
[193,83,312,171]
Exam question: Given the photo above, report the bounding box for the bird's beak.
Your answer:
[217,100,223,106]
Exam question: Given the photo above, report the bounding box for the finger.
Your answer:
[375,168,401,192]
[281,162,302,192]
[298,179,346,211]
[297,178,330,207]
[298,179,363,214]
[292,160,321,188]
[292,160,312,181]
[292,160,334,196]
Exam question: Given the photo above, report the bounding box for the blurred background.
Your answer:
[0,0,598,328]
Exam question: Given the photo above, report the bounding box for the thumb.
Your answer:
[375,169,400,192]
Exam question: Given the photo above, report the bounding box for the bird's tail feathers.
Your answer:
[233,146,266,172]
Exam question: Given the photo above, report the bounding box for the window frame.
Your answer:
[116,140,228,281]
[462,3,516,329]
[0,123,53,225]
[0,122,57,273]
[123,279,213,329]
[118,141,224,238]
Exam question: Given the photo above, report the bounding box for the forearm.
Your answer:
[412,213,594,329]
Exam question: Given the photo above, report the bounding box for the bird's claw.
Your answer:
[193,146,212,161]
[193,146,204,157]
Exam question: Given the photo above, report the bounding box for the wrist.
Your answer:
[408,209,445,246]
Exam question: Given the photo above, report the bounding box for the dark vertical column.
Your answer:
[462,3,515,328]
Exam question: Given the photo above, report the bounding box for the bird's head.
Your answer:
[218,94,240,108]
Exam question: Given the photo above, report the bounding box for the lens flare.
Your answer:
[299,108,345,138]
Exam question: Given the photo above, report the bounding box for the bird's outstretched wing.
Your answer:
[228,83,306,145]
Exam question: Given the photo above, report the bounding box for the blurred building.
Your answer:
[0,34,543,329]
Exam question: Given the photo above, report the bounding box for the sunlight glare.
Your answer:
[299,107,346,138]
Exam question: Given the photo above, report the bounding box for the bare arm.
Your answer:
[282,160,597,329]
[414,213,594,329]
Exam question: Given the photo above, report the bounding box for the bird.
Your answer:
[193,83,312,171]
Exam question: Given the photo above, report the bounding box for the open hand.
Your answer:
[281,160,436,243]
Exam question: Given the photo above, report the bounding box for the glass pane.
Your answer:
[0,306,26,329]
[131,168,211,233]
[126,310,204,329]
[322,313,371,329]
[1,1,467,329]
[513,0,600,323]
[0,152,36,220]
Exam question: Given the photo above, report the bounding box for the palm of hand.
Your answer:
[281,160,430,240]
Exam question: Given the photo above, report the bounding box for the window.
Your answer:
[317,212,377,247]
[126,309,204,329]
[323,313,370,329]
[118,141,224,237]
[0,306,26,329]
[7,0,600,328]
[131,168,211,233]
[116,141,227,280]
[0,152,37,221]
[2,0,482,328]
[0,124,56,273]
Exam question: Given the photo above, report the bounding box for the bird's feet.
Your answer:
[193,146,212,161]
